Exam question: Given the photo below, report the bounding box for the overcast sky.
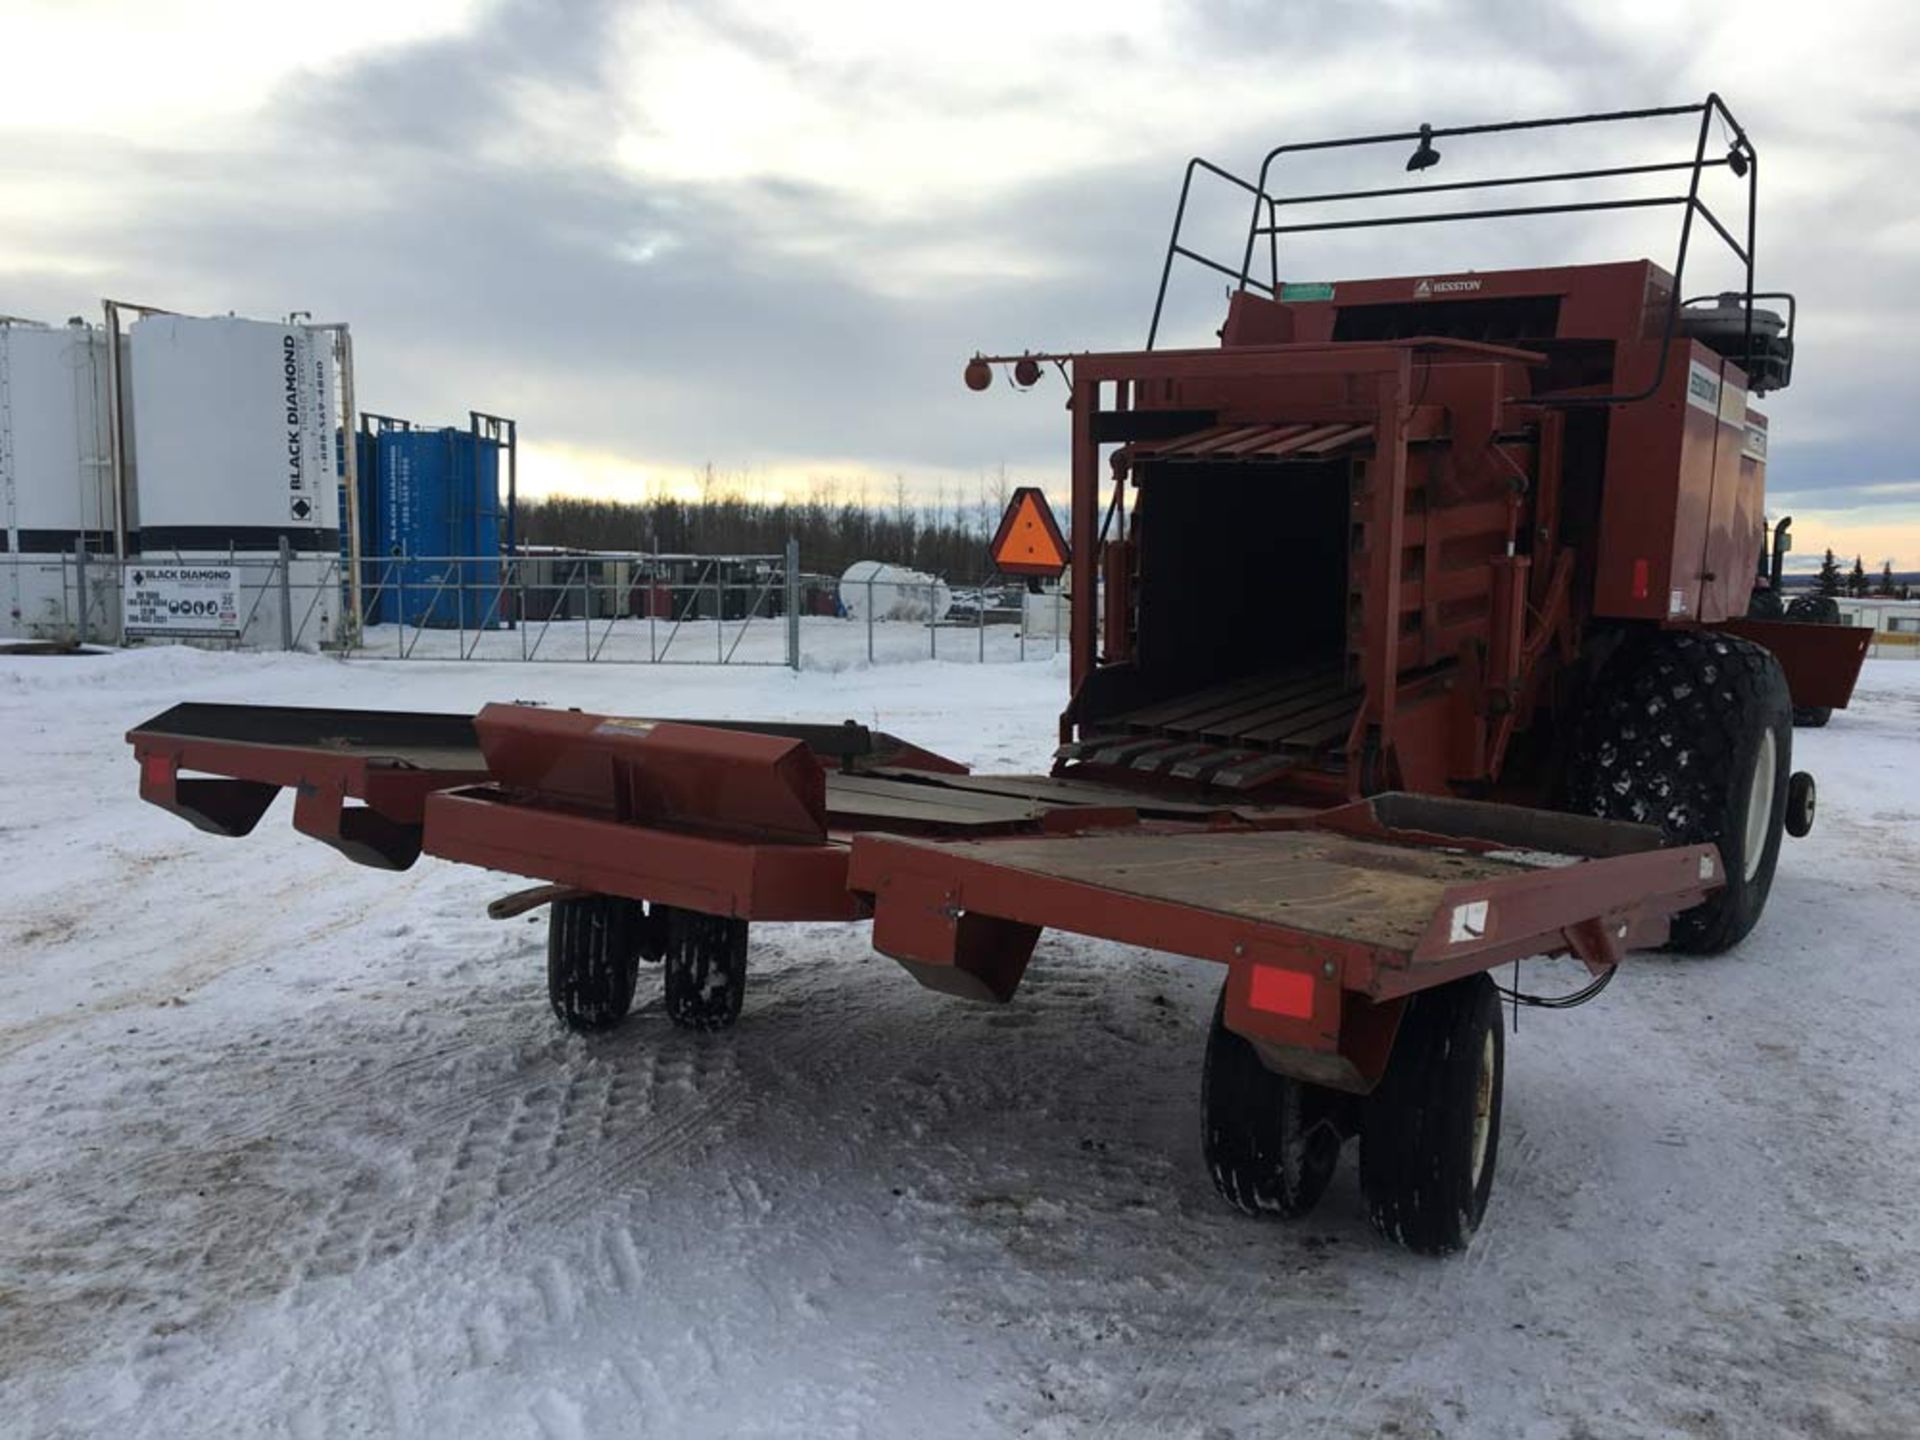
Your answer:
[4,0,1916,565]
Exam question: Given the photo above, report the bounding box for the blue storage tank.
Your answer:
[372,428,504,628]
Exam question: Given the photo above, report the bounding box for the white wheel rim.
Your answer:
[1743,728,1778,882]
[1470,1029,1495,1190]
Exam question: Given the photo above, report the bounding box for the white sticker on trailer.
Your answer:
[1449,899,1490,944]
[123,565,241,636]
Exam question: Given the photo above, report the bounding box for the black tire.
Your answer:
[1358,974,1503,1256]
[1568,629,1792,955]
[1786,594,1841,624]
[1746,585,1785,620]
[547,895,642,1032]
[1784,594,1840,728]
[661,907,748,1032]
[1200,987,1347,1219]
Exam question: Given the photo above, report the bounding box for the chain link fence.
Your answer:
[1,546,1067,667]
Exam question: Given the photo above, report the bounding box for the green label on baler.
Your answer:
[1280,282,1336,302]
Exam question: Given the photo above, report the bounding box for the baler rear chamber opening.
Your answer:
[1082,453,1359,781]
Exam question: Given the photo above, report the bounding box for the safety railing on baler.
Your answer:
[1148,96,1778,402]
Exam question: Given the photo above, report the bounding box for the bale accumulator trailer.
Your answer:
[129,98,1869,1254]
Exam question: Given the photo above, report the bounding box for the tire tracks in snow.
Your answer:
[143,946,876,1436]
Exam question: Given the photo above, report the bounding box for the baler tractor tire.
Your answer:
[1784,594,1842,728]
[1786,594,1842,624]
[547,895,643,1033]
[661,907,749,1032]
[1201,987,1347,1220]
[1568,630,1792,955]
[1358,974,1503,1256]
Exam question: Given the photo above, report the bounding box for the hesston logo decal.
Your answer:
[1413,277,1482,297]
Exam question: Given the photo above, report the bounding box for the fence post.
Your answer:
[866,576,874,665]
[277,536,294,651]
[929,582,937,659]
[72,541,90,646]
[785,537,801,672]
[977,578,985,662]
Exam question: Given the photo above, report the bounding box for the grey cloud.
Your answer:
[1,0,1915,514]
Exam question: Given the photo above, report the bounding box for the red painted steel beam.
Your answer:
[473,704,828,844]
[127,730,486,825]
[423,787,861,922]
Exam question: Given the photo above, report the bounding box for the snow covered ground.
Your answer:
[1,646,1917,1439]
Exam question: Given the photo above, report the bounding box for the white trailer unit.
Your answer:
[128,315,340,650]
[0,319,115,641]
[838,561,953,623]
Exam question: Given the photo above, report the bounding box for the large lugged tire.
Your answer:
[547,895,643,1032]
[1568,629,1792,954]
[1786,594,1841,624]
[661,907,748,1032]
[1201,987,1348,1219]
[1785,594,1841,727]
[1358,974,1503,1256]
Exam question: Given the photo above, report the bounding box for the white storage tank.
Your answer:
[129,314,340,649]
[838,561,952,623]
[1,318,115,641]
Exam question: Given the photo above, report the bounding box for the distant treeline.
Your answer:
[517,474,1033,580]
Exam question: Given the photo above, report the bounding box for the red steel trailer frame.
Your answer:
[131,695,1720,1251]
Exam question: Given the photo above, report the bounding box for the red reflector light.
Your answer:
[1249,966,1314,1018]
[140,754,172,788]
[1631,558,1650,600]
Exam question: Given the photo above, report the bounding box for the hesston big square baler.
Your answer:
[129,98,1869,1254]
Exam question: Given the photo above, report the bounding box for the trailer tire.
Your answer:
[1568,629,1792,955]
[547,895,643,1033]
[1200,988,1345,1220]
[1358,974,1503,1256]
[661,907,748,1032]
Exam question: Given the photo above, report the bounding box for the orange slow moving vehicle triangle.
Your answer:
[988,486,1069,577]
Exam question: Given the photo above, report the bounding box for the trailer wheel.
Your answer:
[1200,988,1346,1220]
[547,895,643,1033]
[1358,974,1503,1256]
[661,907,748,1032]
[1568,629,1792,955]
